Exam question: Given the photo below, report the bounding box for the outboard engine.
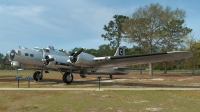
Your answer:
[68,47,96,67]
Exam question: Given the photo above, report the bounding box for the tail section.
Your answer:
[114,46,125,56]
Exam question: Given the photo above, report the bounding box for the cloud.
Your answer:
[0,5,47,16]
[0,5,66,36]
[0,1,137,54]
[55,0,135,40]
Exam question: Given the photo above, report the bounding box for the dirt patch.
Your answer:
[146,108,163,111]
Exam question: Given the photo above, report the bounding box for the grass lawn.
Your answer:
[1,90,200,112]
[1,70,200,111]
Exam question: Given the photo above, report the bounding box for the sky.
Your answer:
[0,0,199,55]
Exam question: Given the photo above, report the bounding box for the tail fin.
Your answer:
[114,46,125,56]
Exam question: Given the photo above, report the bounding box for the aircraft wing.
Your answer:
[93,51,192,68]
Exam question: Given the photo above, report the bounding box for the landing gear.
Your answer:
[63,72,73,84]
[33,71,43,81]
[109,74,113,79]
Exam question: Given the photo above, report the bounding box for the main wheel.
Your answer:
[33,71,43,81]
[63,72,73,84]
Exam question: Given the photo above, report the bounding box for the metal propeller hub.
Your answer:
[43,56,50,66]
[42,55,56,66]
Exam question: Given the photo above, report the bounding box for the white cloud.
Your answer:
[0,5,47,16]
[0,5,66,35]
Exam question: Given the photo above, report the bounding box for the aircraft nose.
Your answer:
[7,49,16,61]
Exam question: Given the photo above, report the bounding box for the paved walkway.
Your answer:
[1,88,200,91]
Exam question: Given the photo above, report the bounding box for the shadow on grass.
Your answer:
[1,75,200,88]
[71,78,200,88]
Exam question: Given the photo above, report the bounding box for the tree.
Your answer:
[69,47,82,54]
[84,49,98,56]
[122,3,192,76]
[97,44,114,56]
[0,53,6,69]
[101,15,129,48]
[182,35,200,74]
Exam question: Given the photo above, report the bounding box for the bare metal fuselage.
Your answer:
[7,47,128,75]
[6,46,192,84]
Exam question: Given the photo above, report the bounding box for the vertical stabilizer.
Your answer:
[114,46,125,56]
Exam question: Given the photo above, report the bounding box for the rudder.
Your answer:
[114,46,125,56]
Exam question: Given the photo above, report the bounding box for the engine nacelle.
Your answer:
[44,55,69,68]
[11,61,21,68]
[43,55,55,67]
[80,70,87,78]
[80,73,87,78]
[69,53,96,67]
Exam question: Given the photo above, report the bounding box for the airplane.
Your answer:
[6,46,192,84]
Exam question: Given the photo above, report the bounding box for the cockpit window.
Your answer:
[33,47,40,51]
[45,49,50,53]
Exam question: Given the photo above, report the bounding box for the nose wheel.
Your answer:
[33,71,43,81]
[63,72,73,84]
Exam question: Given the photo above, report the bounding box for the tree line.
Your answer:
[101,3,194,75]
[0,3,198,75]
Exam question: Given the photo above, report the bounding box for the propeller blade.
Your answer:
[42,48,45,58]
[73,47,85,57]
[69,47,86,64]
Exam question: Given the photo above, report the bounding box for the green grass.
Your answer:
[0,90,200,112]
[1,70,200,111]
[1,70,200,88]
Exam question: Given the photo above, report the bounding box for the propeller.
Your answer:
[41,57,56,62]
[42,55,56,66]
[73,47,85,57]
[6,50,16,61]
[69,47,85,63]
[40,48,55,66]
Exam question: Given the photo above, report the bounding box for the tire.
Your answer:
[63,72,73,84]
[33,71,43,81]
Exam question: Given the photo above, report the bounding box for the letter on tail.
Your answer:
[114,46,125,56]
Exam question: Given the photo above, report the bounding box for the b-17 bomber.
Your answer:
[6,46,192,84]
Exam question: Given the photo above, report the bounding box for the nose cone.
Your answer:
[7,49,16,61]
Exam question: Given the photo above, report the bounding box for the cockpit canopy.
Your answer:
[33,46,56,51]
